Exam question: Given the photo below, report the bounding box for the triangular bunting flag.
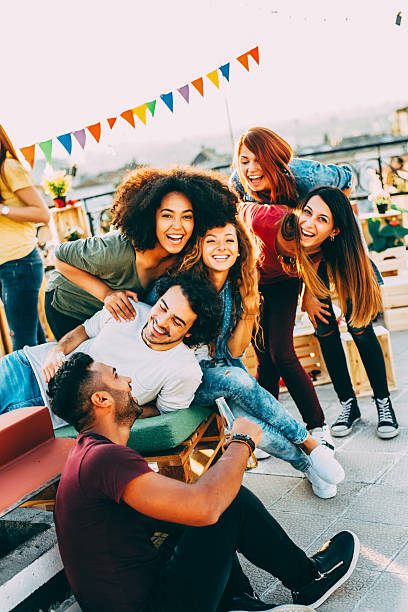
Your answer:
[87,123,101,143]
[191,77,204,97]
[107,117,117,129]
[146,100,156,117]
[20,145,36,168]
[133,104,147,125]
[39,140,52,163]
[160,93,174,112]
[219,63,230,81]
[248,46,259,64]
[236,52,250,71]
[120,109,135,128]
[177,85,190,103]
[73,129,86,149]
[57,133,72,155]
[207,70,219,89]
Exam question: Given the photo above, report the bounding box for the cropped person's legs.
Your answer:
[0,350,43,414]
[0,249,46,349]
[44,290,84,340]
[259,280,326,430]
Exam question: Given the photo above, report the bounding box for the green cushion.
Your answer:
[54,404,214,454]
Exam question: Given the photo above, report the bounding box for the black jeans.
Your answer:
[147,486,316,612]
[314,263,389,401]
[44,289,84,340]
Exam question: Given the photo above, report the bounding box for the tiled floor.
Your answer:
[242,328,408,611]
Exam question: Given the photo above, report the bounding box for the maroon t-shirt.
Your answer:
[55,433,162,612]
[239,201,291,284]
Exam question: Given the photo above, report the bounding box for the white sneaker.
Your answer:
[309,425,335,450]
[304,465,337,499]
[254,448,271,460]
[308,445,345,485]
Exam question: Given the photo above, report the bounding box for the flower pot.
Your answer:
[376,202,388,214]
[53,196,66,208]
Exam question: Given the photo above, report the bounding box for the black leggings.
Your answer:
[44,290,84,340]
[148,486,316,612]
[314,265,389,402]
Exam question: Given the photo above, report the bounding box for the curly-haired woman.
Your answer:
[45,166,236,339]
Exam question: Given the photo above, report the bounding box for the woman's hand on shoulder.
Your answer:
[301,288,331,327]
[42,346,66,383]
[103,290,138,321]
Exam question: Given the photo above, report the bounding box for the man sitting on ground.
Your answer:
[49,352,360,612]
[0,274,222,427]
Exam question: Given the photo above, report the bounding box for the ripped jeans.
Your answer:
[194,361,310,472]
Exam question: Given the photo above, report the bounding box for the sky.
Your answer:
[2,0,407,165]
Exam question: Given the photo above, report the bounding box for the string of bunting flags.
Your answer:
[19,46,259,168]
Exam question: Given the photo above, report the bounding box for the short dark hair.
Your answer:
[155,273,223,348]
[111,166,237,250]
[48,353,97,431]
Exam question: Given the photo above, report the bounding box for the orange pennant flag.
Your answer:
[20,145,36,168]
[87,123,101,143]
[248,46,259,64]
[236,52,250,71]
[191,77,204,97]
[120,110,135,128]
[133,104,147,125]
[207,70,219,89]
[107,118,117,129]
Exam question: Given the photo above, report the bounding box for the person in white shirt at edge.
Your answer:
[0,274,223,427]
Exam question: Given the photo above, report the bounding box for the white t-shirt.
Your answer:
[24,301,202,428]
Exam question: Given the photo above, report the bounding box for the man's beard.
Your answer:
[113,391,142,426]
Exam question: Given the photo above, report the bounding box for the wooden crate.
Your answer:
[381,273,408,331]
[292,327,331,387]
[49,202,91,243]
[371,246,407,277]
[0,299,13,357]
[340,325,397,397]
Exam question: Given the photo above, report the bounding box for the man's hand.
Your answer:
[230,417,262,448]
[103,290,138,322]
[42,346,66,383]
[301,289,331,327]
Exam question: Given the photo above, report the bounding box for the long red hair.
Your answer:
[234,127,298,206]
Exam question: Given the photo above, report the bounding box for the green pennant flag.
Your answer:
[147,100,156,117]
[39,139,53,163]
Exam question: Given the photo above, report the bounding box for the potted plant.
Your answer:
[42,170,72,207]
[368,216,408,252]
[64,226,84,242]
[374,194,392,215]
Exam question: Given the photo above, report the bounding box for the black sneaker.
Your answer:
[330,398,361,437]
[374,396,399,439]
[291,531,360,608]
[225,590,274,610]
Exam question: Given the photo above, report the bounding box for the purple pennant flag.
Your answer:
[177,85,190,103]
[57,133,72,155]
[219,63,230,82]
[73,129,86,149]
[160,92,174,112]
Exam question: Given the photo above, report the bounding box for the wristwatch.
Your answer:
[1,206,10,216]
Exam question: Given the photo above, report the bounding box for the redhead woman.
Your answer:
[0,124,50,349]
[182,218,345,499]
[45,167,236,339]
[232,127,353,444]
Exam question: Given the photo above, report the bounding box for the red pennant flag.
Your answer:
[236,52,250,71]
[248,46,259,64]
[191,77,204,97]
[107,117,117,129]
[120,110,135,128]
[20,145,36,168]
[87,123,101,143]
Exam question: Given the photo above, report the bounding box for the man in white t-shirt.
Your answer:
[0,274,223,428]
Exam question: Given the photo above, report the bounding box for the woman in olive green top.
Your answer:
[45,166,237,339]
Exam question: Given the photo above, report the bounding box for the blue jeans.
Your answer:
[0,350,43,414]
[0,248,46,350]
[194,363,309,472]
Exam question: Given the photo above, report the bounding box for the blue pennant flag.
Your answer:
[160,92,174,112]
[57,133,72,155]
[219,63,230,82]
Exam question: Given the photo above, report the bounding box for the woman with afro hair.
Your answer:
[45,166,236,339]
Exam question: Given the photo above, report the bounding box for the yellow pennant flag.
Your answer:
[133,104,148,125]
[207,70,219,89]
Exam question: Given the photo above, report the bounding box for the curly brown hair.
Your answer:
[111,166,238,251]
